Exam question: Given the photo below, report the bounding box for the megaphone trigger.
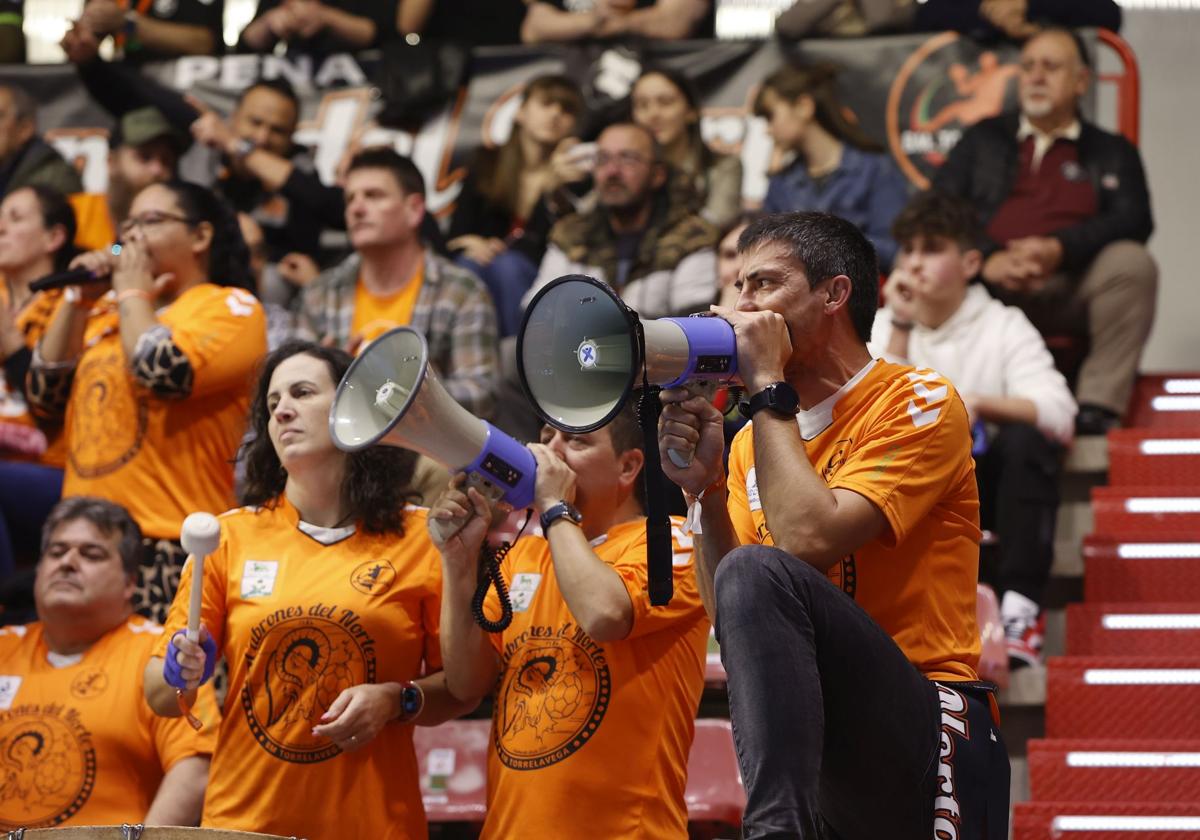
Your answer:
[666,447,694,470]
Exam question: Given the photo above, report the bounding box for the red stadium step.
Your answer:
[415,718,745,827]
[1028,739,1200,803]
[1067,604,1200,656]
[1083,536,1200,603]
[1045,657,1200,739]
[1092,487,1200,538]
[1126,374,1200,430]
[1108,429,1200,487]
[1013,802,1200,840]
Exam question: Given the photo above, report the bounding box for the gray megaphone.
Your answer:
[517,274,738,466]
[329,327,536,539]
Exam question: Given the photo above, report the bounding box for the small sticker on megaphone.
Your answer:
[578,340,599,368]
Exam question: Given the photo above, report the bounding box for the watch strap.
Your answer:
[539,501,582,533]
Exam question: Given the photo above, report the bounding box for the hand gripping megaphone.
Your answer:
[517,274,739,466]
[328,326,536,543]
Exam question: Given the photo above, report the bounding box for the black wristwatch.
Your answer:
[739,381,801,420]
[398,681,423,722]
[540,500,583,533]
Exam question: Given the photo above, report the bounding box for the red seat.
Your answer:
[1126,374,1200,430]
[686,719,746,831]
[1013,801,1200,840]
[1028,738,1200,803]
[1067,603,1200,657]
[1091,487,1200,538]
[1083,536,1200,604]
[1045,656,1200,740]
[1107,429,1200,487]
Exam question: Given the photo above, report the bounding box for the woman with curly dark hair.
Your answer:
[28,179,266,621]
[144,339,473,839]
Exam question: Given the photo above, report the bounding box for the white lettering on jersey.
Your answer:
[905,369,949,428]
[746,467,762,512]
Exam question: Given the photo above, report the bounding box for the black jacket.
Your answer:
[933,112,1153,273]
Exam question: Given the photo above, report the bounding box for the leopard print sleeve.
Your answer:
[130,324,195,399]
[26,350,77,421]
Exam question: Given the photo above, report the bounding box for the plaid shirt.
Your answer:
[299,249,500,419]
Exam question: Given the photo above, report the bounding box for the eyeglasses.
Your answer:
[117,211,195,238]
[594,151,652,170]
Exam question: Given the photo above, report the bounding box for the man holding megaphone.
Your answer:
[431,404,709,840]
[658,212,1010,839]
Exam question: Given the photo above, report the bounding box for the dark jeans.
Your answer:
[0,460,64,579]
[975,422,1062,607]
[714,545,1009,839]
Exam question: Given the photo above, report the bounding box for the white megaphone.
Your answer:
[329,327,536,538]
[517,274,739,465]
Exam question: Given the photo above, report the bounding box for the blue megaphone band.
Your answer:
[660,315,738,389]
[463,422,538,510]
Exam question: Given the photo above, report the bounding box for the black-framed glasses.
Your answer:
[117,211,196,238]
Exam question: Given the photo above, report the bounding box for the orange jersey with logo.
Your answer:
[727,360,981,682]
[61,284,266,539]
[1,285,66,467]
[481,517,709,840]
[0,616,217,829]
[156,498,443,839]
[350,264,424,350]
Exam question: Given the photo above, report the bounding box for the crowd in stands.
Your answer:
[0,1,1160,835]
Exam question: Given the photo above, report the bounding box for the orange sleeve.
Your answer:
[828,371,973,548]
[156,531,231,659]
[725,427,762,547]
[609,520,707,641]
[169,287,267,399]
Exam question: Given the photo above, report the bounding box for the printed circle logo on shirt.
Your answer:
[349,560,397,596]
[242,606,376,764]
[886,33,1020,188]
[69,351,148,478]
[0,705,97,829]
[69,669,109,700]
[495,623,611,770]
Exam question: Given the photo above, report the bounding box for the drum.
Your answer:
[5,828,299,840]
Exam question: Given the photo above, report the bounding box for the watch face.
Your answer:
[402,686,421,714]
[772,383,800,414]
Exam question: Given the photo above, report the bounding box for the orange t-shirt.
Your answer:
[156,498,443,839]
[350,264,424,351]
[68,193,116,253]
[727,359,982,682]
[61,284,266,540]
[0,616,218,829]
[481,517,709,840]
[0,286,66,468]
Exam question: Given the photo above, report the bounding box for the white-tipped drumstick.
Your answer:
[180,513,221,643]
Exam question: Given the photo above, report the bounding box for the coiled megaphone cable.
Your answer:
[470,508,534,633]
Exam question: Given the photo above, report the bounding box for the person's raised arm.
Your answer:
[313,2,378,48]
[126,14,216,56]
[521,2,601,43]
[597,0,709,40]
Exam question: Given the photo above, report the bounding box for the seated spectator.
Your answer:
[239,0,392,61]
[521,0,712,43]
[757,64,909,272]
[524,122,718,320]
[715,212,760,311]
[59,0,224,65]
[447,74,586,337]
[0,496,216,827]
[934,28,1156,435]
[0,84,83,198]
[238,212,301,350]
[0,186,77,577]
[870,191,1076,668]
[28,181,266,624]
[915,0,1121,40]
[300,148,500,419]
[631,66,743,230]
[402,0,527,46]
[72,107,186,251]
[775,0,915,39]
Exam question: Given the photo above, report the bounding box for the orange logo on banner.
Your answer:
[886,33,1019,188]
[0,706,97,829]
[495,624,611,771]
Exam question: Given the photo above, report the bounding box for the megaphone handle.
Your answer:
[667,447,694,469]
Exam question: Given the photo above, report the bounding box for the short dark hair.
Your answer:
[599,121,664,165]
[239,340,419,536]
[606,398,647,511]
[238,77,301,114]
[524,73,585,118]
[891,191,982,252]
[738,212,879,343]
[346,147,426,198]
[41,496,143,578]
[22,184,78,272]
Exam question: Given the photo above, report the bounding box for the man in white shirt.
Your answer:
[871,191,1077,668]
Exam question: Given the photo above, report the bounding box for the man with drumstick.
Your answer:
[0,496,217,830]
